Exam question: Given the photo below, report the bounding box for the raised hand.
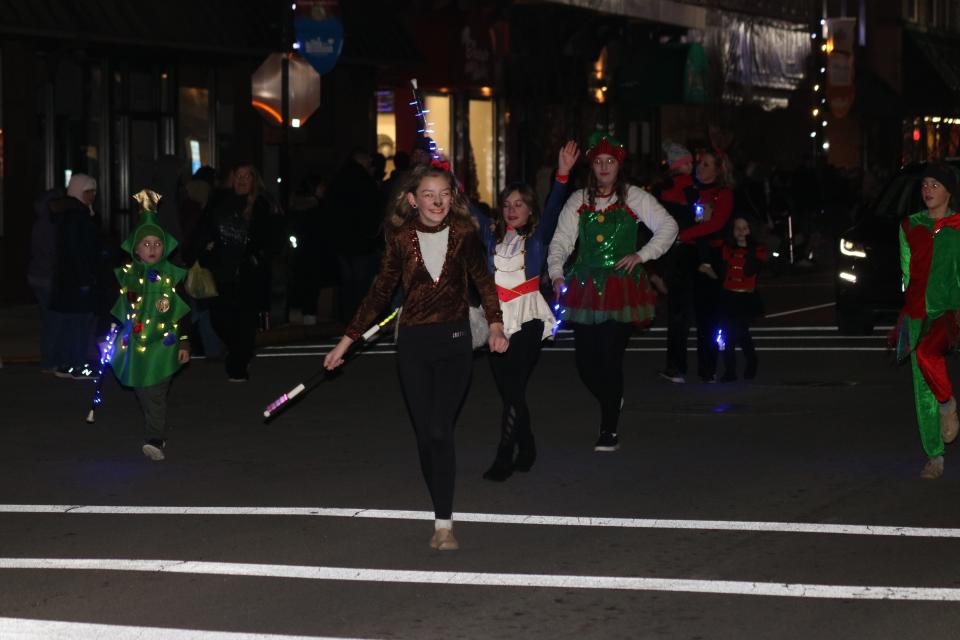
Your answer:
[557,140,580,177]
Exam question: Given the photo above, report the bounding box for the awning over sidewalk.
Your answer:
[705,13,811,110]
[534,0,707,29]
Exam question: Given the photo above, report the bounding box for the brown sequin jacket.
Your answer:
[345,217,503,340]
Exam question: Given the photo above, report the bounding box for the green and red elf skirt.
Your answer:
[558,202,656,326]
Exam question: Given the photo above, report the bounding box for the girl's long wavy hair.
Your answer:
[585,160,630,209]
[493,182,540,243]
[387,165,478,231]
[696,149,736,189]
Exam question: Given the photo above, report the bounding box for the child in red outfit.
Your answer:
[719,217,767,382]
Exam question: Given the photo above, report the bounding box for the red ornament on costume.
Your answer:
[127,291,138,304]
[133,322,144,334]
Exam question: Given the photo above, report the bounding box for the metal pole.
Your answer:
[280,2,292,212]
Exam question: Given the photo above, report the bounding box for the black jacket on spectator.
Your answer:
[49,196,100,313]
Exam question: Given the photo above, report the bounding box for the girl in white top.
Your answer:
[475,142,579,480]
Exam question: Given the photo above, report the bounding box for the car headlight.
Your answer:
[840,238,866,258]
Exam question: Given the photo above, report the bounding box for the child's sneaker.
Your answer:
[594,431,619,452]
[142,439,166,461]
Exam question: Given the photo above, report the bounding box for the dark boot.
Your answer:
[743,355,758,380]
[482,443,514,481]
[514,427,536,472]
[483,406,517,481]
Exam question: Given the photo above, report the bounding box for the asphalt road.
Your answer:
[2,314,960,639]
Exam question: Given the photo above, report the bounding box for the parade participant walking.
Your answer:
[898,163,960,479]
[548,132,677,452]
[324,164,509,551]
[109,191,191,461]
[718,217,767,382]
[661,149,734,383]
[474,141,578,481]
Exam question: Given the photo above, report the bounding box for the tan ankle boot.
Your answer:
[429,528,459,551]
[920,456,944,480]
[941,411,959,444]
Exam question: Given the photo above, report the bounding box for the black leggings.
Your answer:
[488,320,544,441]
[572,321,633,433]
[397,321,473,520]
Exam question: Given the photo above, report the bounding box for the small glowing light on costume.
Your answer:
[772,251,780,258]
[138,346,147,353]
[480,86,493,97]
[820,67,826,73]
[716,329,725,351]
[913,128,921,141]
[812,108,819,116]
[292,42,300,50]
[289,235,298,249]
[159,322,166,329]
[821,120,828,127]
[138,278,144,284]
[820,44,827,52]
[839,271,857,283]
[813,84,820,91]
[276,177,282,183]
[810,33,817,39]
[822,141,830,150]
[809,131,816,138]
[820,18,826,25]
[291,118,301,128]
[820,98,826,104]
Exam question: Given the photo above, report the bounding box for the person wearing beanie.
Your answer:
[548,131,677,452]
[109,190,192,461]
[898,162,960,479]
[48,173,101,378]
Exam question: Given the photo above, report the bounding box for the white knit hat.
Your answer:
[66,173,97,200]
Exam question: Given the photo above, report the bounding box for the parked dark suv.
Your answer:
[835,159,960,334]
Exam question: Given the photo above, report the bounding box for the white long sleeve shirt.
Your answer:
[547,186,679,281]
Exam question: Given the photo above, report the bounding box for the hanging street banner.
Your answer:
[825,17,856,119]
[294,0,343,76]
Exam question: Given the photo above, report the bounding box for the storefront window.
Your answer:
[179,87,211,174]
[469,98,495,208]
[424,94,452,163]
[376,90,396,173]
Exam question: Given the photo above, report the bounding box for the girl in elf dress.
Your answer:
[547,132,678,451]
[474,141,579,481]
[110,191,191,461]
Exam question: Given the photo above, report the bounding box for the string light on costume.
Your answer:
[716,328,726,352]
[551,285,568,336]
[91,324,120,409]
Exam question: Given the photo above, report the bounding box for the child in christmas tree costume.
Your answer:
[110,190,191,461]
[548,131,677,451]
[899,164,960,479]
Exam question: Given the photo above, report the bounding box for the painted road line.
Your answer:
[764,302,837,318]
[2,505,958,538]
[254,348,890,357]
[0,558,958,602]
[0,617,370,640]
[261,335,886,350]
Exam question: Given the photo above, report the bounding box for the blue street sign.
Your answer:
[295,17,344,76]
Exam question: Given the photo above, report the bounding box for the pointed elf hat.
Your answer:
[586,130,626,163]
[121,189,178,260]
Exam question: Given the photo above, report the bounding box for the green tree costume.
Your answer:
[899,208,960,459]
[110,191,191,387]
